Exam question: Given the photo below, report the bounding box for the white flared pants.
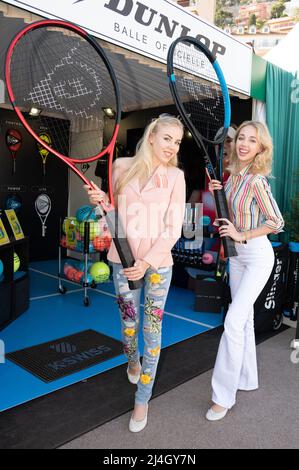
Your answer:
[211,236,275,409]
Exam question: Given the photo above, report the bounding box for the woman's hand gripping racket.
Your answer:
[167,36,237,258]
[5,19,142,289]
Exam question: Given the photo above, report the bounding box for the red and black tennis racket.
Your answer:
[6,128,22,174]
[6,19,142,289]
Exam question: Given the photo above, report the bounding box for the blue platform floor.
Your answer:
[0,260,223,412]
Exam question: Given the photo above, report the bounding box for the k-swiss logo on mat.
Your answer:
[49,342,77,354]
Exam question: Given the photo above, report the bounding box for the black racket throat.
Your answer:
[104,209,143,290]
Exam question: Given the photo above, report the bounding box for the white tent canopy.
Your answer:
[265,23,299,73]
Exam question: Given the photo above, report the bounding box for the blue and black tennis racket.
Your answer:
[167,36,237,258]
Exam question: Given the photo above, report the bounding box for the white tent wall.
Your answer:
[265,23,299,74]
[252,99,266,123]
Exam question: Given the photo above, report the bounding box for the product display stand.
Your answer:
[58,220,96,307]
[0,236,29,330]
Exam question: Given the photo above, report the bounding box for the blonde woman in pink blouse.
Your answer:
[85,115,186,432]
[206,121,284,421]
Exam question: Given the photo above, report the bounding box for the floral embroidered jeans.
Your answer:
[111,262,173,405]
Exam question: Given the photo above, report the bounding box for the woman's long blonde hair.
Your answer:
[227,120,273,176]
[114,114,184,197]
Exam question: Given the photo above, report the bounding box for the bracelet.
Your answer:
[238,231,247,244]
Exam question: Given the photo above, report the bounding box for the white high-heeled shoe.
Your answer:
[129,405,148,433]
[205,406,228,421]
[127,363,141,384]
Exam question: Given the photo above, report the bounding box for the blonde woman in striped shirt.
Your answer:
[206,121,284,421]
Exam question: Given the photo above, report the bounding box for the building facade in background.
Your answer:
[174,0,298,57]
[175,0,216,24]
[235,2,272,26]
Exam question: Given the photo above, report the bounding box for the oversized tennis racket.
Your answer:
[5,19,142,289]
[167,36,237,258]
[37,132,52,178]
[35,193,51,237]
[6,128,22,174]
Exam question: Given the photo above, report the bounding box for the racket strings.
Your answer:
[172,42,225,142]
[35,194,51,214]
[9,26,118,160]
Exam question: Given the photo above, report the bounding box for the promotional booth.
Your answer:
[0,0,292,449]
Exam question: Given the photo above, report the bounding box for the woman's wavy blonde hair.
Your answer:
[227,120,273,176]
[114,114,184,197]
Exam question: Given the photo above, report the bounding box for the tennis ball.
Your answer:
[202,215,211,226]
[74,270,84,283]
[75,240,84,252]
[104,235,112,250]
[14,252,20,272]
[60,235,67,247]
[202,252,214,265]
[76,205,97,223]
[5,195,21,212]
[62,217,78,234]
[89,261,110,283]
[93,236,107,252]
[79,221,100,241]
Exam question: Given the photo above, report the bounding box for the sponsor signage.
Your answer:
[2,0,252,95]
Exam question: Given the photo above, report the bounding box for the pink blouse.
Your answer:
[107,157,186,271]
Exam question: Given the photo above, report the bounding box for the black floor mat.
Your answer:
[0,325,288,449]
[6,329,123,382]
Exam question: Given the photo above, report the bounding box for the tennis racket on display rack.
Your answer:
[167,36,237,258]
[5,128,22,174]
[35,193,51,237]
[5,19,142,290]
[37,132,52,179]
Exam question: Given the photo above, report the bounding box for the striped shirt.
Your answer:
[225,163,284,234]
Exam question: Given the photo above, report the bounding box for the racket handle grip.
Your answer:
[105,209,144,290]
[221,232,238,259]
[128,279,143,290]
[214,189,237,258]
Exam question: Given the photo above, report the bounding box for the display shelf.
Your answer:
[0,236,29,330]
[59,220,110,306]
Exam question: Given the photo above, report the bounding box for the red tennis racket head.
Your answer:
[5,19,121,201]
[6,128,22,153]
[6,20,144,289]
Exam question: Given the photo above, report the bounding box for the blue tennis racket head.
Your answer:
[167,36,237,259]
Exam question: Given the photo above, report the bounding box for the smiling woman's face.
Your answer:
[235,125,262,168]
[149,124,183,167]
